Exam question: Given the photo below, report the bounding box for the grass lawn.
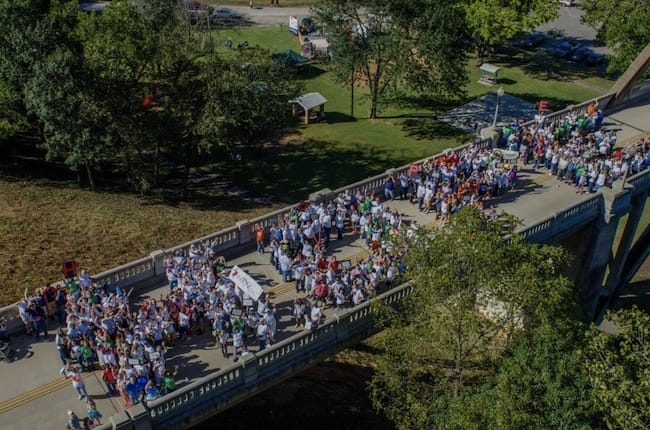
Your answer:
[209,26,614,201]
[0,180,278,306]
[0,25,622,306]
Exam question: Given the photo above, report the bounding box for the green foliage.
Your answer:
[198,49,304,152]
[25,46,111,189]
[581,0,650,74]
[463,0,558,62]
[313,0,469,119]
[484,322,601,429]
[369,207,579,429]
[583,308,650,429]
[0,81,24,143]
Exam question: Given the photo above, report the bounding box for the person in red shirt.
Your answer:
[328,256,339,271]
[102,365,117,396]
[255,225,265,255]
[317,255,328,271]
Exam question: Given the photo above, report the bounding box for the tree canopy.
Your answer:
[583,308,650,429]
[0,0,302,195]
[463,0,558,64]
[581,0,650,73]
[369,207,580,429]
[312,0,469,119]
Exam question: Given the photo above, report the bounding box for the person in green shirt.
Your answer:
[163,366,179,394]
[66,279,80,300]
[232,316,245,332]
[80,341,95,371]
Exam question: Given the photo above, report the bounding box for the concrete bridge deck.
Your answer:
[0,97,648,430]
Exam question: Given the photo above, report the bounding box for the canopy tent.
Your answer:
[479,63,501,85]
[289,92,328,124]
[272,49,310,68]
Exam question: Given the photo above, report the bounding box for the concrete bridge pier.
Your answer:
[601,186,648,298]
[575,187,631,320]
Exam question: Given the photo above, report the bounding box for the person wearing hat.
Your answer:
[67,410,81,430]
[62,364,88,400]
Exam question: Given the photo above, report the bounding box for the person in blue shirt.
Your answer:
[125,375,140,406]
[145,381,160,403]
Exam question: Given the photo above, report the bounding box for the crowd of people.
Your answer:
[10,99,649,429]
[383,146,519,224]
[502,101,650,192]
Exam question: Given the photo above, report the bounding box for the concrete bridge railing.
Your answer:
[142,282,415,430]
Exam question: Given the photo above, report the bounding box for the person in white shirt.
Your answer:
[256,319,269,351]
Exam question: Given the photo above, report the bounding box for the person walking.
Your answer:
[256,318,269,351]
[67,410,81,430]
[255,224,265,254]
[62,364,88,400]
[86,399,102,426]
[218,329,229,358]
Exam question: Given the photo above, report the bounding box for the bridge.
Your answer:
[0,86,649,429]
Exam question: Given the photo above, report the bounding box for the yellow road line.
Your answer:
[0,370,99,415]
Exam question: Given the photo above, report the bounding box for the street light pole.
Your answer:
[492,86,505,127]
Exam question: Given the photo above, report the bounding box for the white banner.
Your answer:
[228,265,264,301]
[289,16,299,35]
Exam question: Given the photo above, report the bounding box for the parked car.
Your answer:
[586,52,606,66]
[558,0,576,6]
[551,41,574,58]
[515,33,545,49]
[210,7,242,23]
[570,45,590,62]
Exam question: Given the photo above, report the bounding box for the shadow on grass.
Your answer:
[489,44,617,82]
[300,64,328,79]
[326,111,357,124]
[400,118,468,144]
[221,138,400,202]
[499,77,517,85]
[385,94,459,114]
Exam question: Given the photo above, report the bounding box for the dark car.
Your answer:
[570,45,590,62]
[586,52,606,66]
[516,33,545,49]
[551,41,574,58]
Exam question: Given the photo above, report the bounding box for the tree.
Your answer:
[25,47,111,190]
[76,0,177,192]
[463,0,558,64]
[583,308,650,429]
[481,322,601,429]
[197,49,304,156]
[313,0,469,119]
[581,0,650,73]
[368,207,577,429]
[0,0,82,148]
[0,80,25,153]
